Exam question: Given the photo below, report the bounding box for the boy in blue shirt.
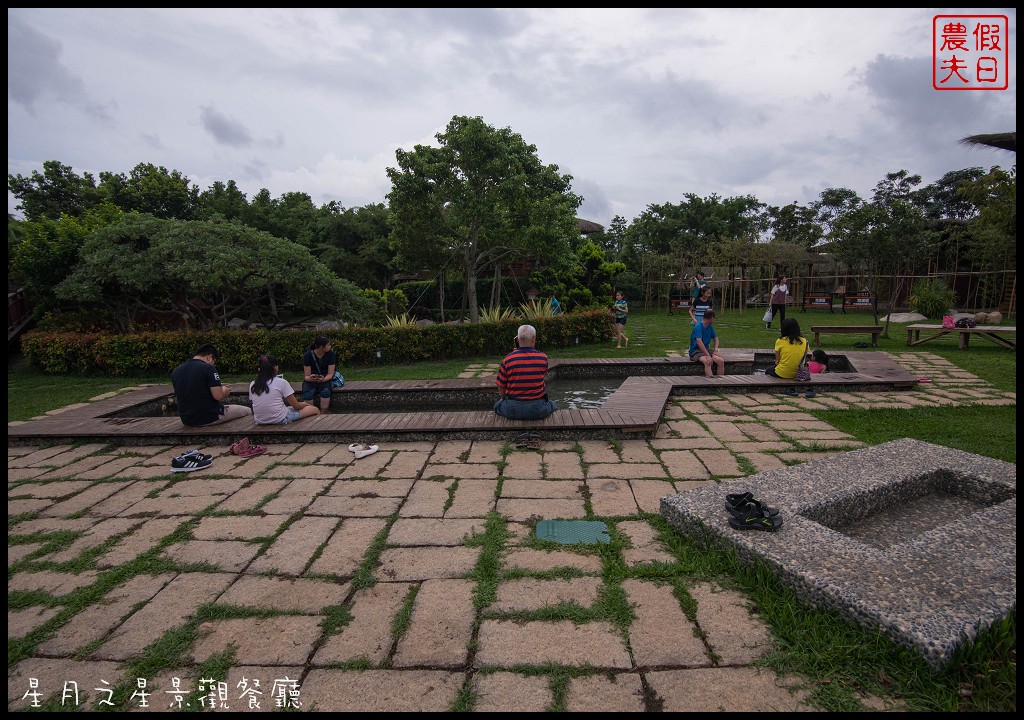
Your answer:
[688,309,725,377]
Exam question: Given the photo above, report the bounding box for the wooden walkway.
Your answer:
[8,353,918,446]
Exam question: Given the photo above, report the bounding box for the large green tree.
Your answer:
[55,215,374,330]
[97,163,199,219]
[386,115,581,322]
[8,160,104,221]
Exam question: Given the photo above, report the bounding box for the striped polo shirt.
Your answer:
[496,347,549,401]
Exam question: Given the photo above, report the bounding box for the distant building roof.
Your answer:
[578,219,605,234]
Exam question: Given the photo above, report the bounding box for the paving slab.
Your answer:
[502,548,602,574]
[312,583,413,665]
[307,494,403,517]
[476,619,631,668]
[566,673,646,712]
[97,517,182,567]
[490,576,603,612]
[646,667,811,711]
[375,546,481,581]
[690,581,773,665]
[324,478,414,497]
[193,616,323,665]
[249,516,338,575]
[588,478,640,516]
[301,669,462,712]
[163,540,262,572]
[542,452,585,479]
[500,479,582,499]
[399,477,454,517]
[88,572,234,661]
[307,517,387,577]
[36,574,173,655]
[622,578,709,667]
[496,497,586,521]
[393,578,475,667]
[7,606,60,640]
[9,570,99,596]
[216,479,290,512]
[445,478,498,518]
[260,478,333,514]
[219,575,350,613]
[192,515,289,541]
[387,518,485,546]
[472,672,552,712]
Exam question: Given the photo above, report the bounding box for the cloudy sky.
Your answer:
[8,8,1017,226]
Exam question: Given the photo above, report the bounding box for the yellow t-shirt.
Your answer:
[773,337,808,379]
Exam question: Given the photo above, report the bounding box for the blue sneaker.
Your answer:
[783,387,798,396]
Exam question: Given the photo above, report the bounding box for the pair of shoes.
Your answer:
[348,443,379,459]
[765,322,771,330]
[725,491,783,531]
[230,438,266,458]
[783,387,798,396]
[170,451,213,472]
[804,389,817,398]
[513,432,541,450]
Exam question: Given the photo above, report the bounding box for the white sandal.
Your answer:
[353,444,379,459]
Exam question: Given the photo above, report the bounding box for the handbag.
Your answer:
[762,308,773,323]
[330,371,345,388]
[942,315,955,329]
[795,342,811,382]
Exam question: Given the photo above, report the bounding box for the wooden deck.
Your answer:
[8,353,919,446]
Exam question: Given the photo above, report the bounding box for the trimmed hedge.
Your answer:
[21,309,613,377]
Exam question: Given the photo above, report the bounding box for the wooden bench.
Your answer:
[811,325,884,347]
[906,324,1016,350]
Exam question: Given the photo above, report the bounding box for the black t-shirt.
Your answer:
[302,348,338,390]
[171,358,223,426]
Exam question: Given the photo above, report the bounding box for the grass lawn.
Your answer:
[7,308,1016,711]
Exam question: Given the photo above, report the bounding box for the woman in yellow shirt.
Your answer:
[766,318,808,379]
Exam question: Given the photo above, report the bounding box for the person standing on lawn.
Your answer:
[612,290,629,348]
[766,274,789,329]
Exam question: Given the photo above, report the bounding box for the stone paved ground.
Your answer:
[7,353,1010,711]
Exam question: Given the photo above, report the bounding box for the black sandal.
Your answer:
[728,510,784,532]
[725,492,779,518]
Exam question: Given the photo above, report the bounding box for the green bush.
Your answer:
[908,279,957,319]
[20,310,613,376]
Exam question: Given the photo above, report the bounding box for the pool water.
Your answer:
[545,377,625,410]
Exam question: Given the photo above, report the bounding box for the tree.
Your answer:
[195,180,249,222]
[768,202,821,248]
[387,115,581,322]
[8,160,104,221]
[97,163,199,219]
[8,203,125,317]
[313,202,394,290]
[55,215,375,330]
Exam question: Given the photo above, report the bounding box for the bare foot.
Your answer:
[624,337,629,347]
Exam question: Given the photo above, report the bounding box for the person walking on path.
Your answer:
[171,344,251,427]
[301,335,337,412]
[688,309,726,378]
[766,274,789,329]
[249,354,320,425]
[613,290,629,348]
[494,324,557,420]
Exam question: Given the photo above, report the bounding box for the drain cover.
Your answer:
[535,520,611,545]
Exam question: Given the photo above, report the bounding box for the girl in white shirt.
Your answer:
[767,275,789,329]
[249,354,320,424]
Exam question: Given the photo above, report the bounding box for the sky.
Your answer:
[7,8,1017,227]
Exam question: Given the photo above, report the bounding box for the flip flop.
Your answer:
[526,432,542,450]
[513,432,531,449]
[917,377,932,383]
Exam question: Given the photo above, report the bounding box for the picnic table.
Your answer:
[905,324,1016,350]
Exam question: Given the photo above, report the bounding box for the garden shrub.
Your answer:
[908,279,957,319]
[21,310,613,376]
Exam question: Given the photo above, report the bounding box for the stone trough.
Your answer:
[660,438,1016,669]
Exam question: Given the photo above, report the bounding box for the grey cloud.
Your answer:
[200,106,254,147]
[140,133,164,150]
[8,14,113,119]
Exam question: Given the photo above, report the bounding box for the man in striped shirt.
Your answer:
[494,324,557,420]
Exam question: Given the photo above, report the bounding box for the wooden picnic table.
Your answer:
[905,324,1016,350]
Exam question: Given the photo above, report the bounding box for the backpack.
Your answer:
[954,317,976,329]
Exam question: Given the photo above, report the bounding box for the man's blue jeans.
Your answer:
[494,397,557,420]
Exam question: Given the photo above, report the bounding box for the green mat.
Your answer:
[535,519,611,545]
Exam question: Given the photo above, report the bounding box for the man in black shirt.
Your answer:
[171,344,251,426]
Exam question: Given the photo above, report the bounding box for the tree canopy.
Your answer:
[386,115,581,321]
[54,215,374,331]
